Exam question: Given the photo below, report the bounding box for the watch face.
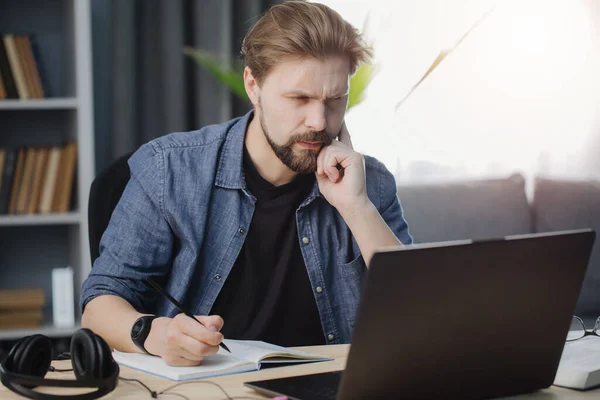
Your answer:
[131,319,144,338]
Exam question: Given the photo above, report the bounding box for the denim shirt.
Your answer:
[80,111,413,345]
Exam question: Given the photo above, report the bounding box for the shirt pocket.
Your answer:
[336,254,366,338]
[338,253,367,281]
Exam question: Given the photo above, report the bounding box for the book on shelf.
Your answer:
[0,288,45,310]
[0,309,43,330]
[0,288,45,330]
[0,70,6,100]
[0,34,48,100]
[0,143,77,216]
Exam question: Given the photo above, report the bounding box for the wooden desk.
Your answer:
[1,344,597,399]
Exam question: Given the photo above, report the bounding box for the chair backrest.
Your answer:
[88,152,134,264]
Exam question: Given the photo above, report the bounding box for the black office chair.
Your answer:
[88,152,134,264]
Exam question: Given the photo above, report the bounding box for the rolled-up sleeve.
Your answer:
[379,168,413,245]
[80,141,174,313]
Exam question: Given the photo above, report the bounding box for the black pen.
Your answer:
[144,277,231,353]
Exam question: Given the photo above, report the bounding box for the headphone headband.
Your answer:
[0,329,119,400]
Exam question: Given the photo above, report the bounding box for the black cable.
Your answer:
[47,354,253,399]
[159,380,232,399]
[119,377,159,398]
[160,380,261,400]
[121,374,259,400]
[48,366,74,372]
[160,392,190,400]
[230,397,263,400]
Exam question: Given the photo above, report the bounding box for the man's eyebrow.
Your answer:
[283,90,349,99]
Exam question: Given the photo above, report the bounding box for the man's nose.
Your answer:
[305,103,327,133]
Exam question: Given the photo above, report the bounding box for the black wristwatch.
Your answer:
[131,315,158,355]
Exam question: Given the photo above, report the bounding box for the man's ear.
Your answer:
[244,66,260,106]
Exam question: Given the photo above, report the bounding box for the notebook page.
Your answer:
[112,350,256,381]
[219,339,332,364]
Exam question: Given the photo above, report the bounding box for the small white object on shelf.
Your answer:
[52,266,75,328]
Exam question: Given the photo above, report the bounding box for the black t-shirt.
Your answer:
[209,147,326,347]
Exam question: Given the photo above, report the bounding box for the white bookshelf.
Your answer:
[0,0,95,340]
[0,97,79,110]
[0,212,81,227]
[0,324,81,341]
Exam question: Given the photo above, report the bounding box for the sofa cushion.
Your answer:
[397,174,533,243]
[532,177,600,317]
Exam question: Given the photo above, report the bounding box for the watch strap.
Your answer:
[131,315,158,355]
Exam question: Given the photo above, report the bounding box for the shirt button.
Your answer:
[214,274,221,281]
[238,228,244,234]
[302,237,310,244]
[327,334,335,341]
[316,286,323,294]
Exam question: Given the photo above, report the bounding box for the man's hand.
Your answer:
[316,122,370,214]
[145,314,224,366]
[316,122,403,266]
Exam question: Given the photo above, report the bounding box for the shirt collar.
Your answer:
[214,109,324,203]
[215,110,253,190]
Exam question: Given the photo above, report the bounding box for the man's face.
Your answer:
[250,56,350,174]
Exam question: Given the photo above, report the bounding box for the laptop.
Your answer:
[245,229,596,400]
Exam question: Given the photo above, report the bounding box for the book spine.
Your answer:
[3,35,29,99]
[0,70,6,99]
[29,36,51,98]
[0,37,19,99]
[0,148,17,214]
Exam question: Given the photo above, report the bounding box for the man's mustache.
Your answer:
[288,131,333,146]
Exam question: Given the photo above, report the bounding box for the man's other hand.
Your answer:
[145,314,224,366]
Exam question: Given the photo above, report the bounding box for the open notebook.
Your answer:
[112,339,332,381]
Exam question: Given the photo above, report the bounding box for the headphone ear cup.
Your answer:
[71,328,113,381]
[5,334,53,388]
[93,332,115,379]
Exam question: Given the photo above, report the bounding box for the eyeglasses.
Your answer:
[566,315,600,341]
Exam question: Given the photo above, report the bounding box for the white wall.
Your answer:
[316,0,600,184]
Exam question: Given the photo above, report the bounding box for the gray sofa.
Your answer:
[397,174,600,319]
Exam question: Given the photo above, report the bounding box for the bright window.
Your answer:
[314,0,600,185]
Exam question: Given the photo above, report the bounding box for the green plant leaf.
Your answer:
[183,47,249,103]
[348,63,375,110]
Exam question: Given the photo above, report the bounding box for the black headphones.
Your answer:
[0,328,119,400]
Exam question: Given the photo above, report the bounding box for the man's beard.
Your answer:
[258,101,333,174]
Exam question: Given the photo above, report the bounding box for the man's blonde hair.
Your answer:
[241,1,372,85]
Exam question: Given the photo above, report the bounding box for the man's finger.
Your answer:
[196,315,224,332]
[325,152,341,182]
[177,315,223,346]
[316,147,326,175]
[163,354,202,367]
[178,332,219,358]
[338,121,353,149]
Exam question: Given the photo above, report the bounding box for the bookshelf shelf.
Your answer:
[0,0,95,338]
[0,212,81,227]
[0,98,78,110]
[0,323,80,340]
